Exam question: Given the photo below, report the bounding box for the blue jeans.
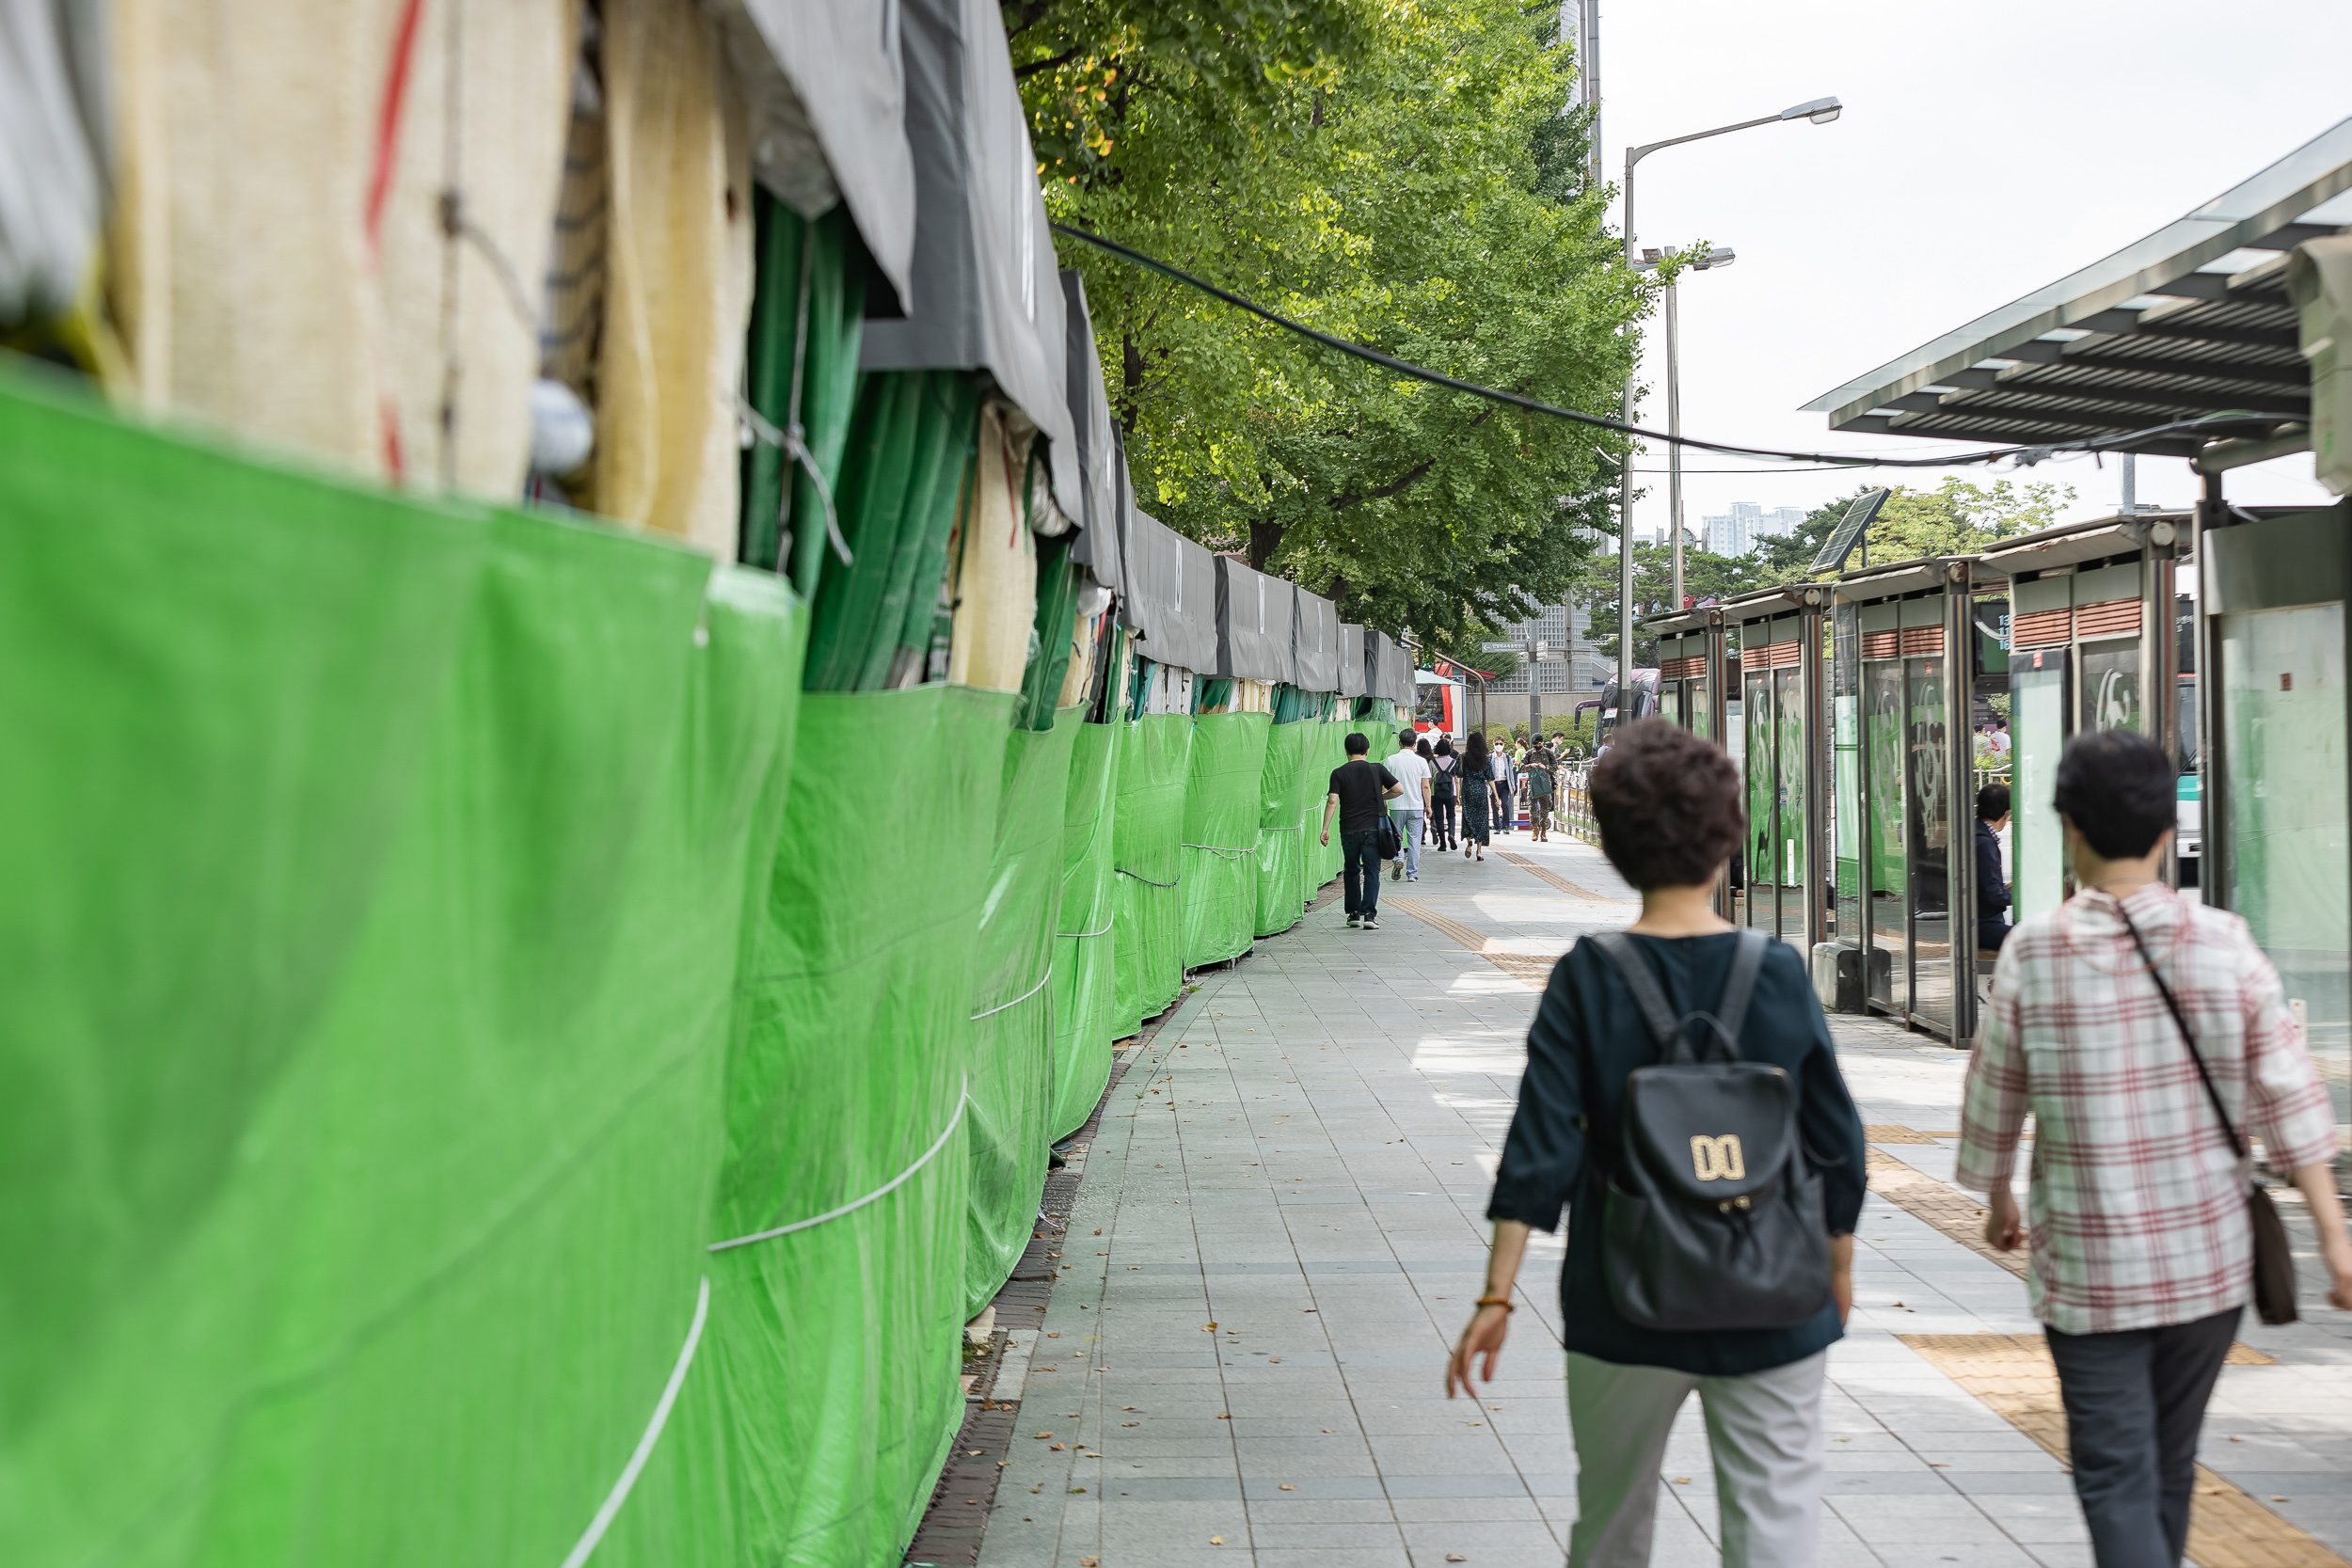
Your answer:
[1341,828,1382,917]
[1392,809,1423,878]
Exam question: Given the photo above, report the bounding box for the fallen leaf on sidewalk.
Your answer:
[1210,1536,1224,1545]
[1447,1557,1469,1563]
[1279,1483,1296,1490]
[1673,1477,1690,1484]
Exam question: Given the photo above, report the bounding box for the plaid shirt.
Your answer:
[1957,883,2336,1335]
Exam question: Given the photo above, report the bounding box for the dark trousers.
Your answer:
[2046,1306,2238,1567]
[1432,796,1456,847]
[1978,918,2010,955]
[1341,828,1382,917]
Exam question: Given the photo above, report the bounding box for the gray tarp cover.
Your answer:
[725,0,916,296]
[1120,508,1215,674]
[1060,270,1118,590]
[1365,630,1394,706]
[1293,592,1340,693]
[861,0,1080,513]
[1214,558,1294,684]
[1337,624,1367,698]
[1385,636,1417,706]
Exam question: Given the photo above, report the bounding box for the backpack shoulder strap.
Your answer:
[1713,928,1769,1051]
[1588,931,1682,1059]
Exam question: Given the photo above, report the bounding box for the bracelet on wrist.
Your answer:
[1475,1295,1514,1312]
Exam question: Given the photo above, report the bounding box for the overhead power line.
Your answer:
[1050,222,2283,472]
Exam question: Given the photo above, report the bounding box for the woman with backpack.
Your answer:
[1458,730,1493,861]
[1430,736,1461,851]
[1445,719,1866,1567]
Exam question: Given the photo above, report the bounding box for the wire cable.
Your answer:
[1050,222,2283,471]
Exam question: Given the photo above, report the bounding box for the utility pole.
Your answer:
[1571,0,1602,190]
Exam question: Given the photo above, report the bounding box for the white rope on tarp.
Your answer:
[971,966,1053,1020]
[1056,917,1116,940]
[1181,842,1258,859]
[558,1275,709,1568]
[706,1083,970,1253]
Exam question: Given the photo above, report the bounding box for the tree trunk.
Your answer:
[1119,331,1145,436]
[1248,520,1284,573]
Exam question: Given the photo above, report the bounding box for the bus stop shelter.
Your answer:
[1828,556,2000,1040]
[1640,605,1728,744]
[1804,113,2352,1091]
[1721,584,1831,952]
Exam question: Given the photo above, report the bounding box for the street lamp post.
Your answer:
[1634,243,1737,610]
[1613,97,1840,697]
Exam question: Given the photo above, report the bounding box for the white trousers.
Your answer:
[1565,1350,1827,1568]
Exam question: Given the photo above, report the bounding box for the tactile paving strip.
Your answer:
[1900,1334,2337,1568]
[1494,849,1627,902]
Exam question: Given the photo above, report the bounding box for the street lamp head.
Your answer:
[1780,95,1842,124]
[1692,245,1736,270]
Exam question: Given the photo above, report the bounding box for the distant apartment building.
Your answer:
[1698,501,1806,557]
[1490,598,1607,705]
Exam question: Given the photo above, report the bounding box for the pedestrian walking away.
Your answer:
[1459,730,1493,859]
[1526,746,1556,841]
[1415,736,1436,844]
[1387,728,1432,881]
[1430,735,1461,850]
[1320,730,1401,929]
[1958,729,2352,1568]
[1447,720,1866,1567]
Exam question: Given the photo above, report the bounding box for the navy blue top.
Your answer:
[1976,818,2010,927]
[1486,931,1867,1376]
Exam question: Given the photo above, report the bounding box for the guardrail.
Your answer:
[1559,764,1598,846]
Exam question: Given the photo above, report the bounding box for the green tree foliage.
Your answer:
[1008,0,1642,641]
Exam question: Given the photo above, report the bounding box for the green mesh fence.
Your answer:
[961,713,1080,1314]
[0,372,807,1567]
[647,684,1014,1568]
[1254,719,1316,938]
[1110,712,1192,1035]
[1311,716,1346,886]
[1051,719,1122,1138]
[1181,711,1272,969]
[740,198,865,589]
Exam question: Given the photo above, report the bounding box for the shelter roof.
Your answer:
[1720,583,1829,623]
[1975,513,2189,578]
[1804,118,2352,457]
[1836,556,1978,602]
[1636,607,1718,636]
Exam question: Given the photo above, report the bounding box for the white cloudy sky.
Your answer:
[1597,0,2352,539]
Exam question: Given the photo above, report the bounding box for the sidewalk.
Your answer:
[961,830,2352,1568]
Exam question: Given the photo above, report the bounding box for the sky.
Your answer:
[1594,0,2352,544]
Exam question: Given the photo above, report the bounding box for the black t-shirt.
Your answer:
[1327,759,1397,833]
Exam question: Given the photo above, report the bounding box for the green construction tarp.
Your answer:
[961,712,1079,1315]
[741,199,865,591]
[1110,712,1191,1036]
[1181,710,1271,968]
[1254,720,1316,938]
[1,372,804,1567]
[1311,717,1346,887]
[658,683,1012,1568]
[1051,719,1122,1138]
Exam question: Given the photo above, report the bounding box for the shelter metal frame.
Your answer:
[1721,584,1831,958]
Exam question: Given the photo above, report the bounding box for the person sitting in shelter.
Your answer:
[1976,783,2012,956]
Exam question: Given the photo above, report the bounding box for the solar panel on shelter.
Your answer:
[1810,488,1891,575]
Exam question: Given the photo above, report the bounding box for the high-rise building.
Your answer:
[1697,501,1804,557]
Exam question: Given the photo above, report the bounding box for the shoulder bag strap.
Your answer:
[2115,901,2250,1163]
[1712,928,1770,1051]
[1588,931,1686,1062]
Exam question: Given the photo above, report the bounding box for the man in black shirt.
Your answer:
[1320,731,1401,929]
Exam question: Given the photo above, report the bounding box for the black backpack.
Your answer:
[1588,928,1831,1332]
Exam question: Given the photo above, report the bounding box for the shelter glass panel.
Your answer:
[2081,641,2142,734]
[1866,658,1909,1013]
[1834,602,1861,949]
[1775,665,1805,942]
[2010,653,2069,926]
[1908,657,1952,1033]
[1689,676,1711,743]
[2221,604,2350,1140]
[1743,666,1773,934]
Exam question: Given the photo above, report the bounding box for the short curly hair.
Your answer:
[1591,719,1743,889]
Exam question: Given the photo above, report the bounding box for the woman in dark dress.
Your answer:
[1445,720,1865,1567]
[1458,731,1492,860]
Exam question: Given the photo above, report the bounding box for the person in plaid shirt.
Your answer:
[1958,730,2352,1567]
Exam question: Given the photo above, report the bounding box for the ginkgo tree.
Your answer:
[1009,0,1645,642]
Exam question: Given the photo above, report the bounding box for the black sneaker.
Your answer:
[1359,916,1380,930]
[1346,912,1360,927]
